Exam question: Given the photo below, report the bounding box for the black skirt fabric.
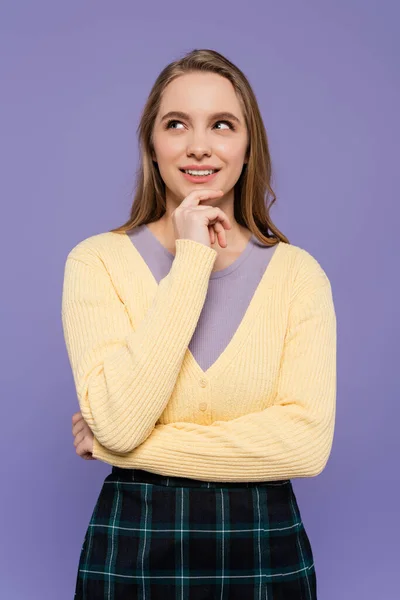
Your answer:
[74,467,317,599]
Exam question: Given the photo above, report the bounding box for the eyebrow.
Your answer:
[160,111,241,125]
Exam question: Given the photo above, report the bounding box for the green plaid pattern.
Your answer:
[74,467,316,599]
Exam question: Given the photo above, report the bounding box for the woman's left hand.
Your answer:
[72,411,96,460]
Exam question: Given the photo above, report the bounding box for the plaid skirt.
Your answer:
[74,467,317,599]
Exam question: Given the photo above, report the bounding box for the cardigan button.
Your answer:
[199,378,208,387]
[199,402,207,411]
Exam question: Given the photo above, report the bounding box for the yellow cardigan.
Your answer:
[61,231,337,482]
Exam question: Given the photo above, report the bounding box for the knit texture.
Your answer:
[61,232,337,482]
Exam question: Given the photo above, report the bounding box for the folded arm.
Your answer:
[92,262,337,481]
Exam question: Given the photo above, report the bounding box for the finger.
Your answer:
[73,431,84,448]
[82,453,96,460]
[72,422,83,436]
[72,412,83,425]
[72,421,84,436]
[213,222,227,248]
[76,440,88,456]
[77,438,92,456]
[180,189,224,208]
[201,207,231,232]
[209,225,215,245]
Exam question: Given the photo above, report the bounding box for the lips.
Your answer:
[179,164,221,170]
[180,169,220,183]
[179,168,221,173]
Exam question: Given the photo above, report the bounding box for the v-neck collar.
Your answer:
[120,232,285,380]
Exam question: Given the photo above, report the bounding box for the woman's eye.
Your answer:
[166,120,184,129]
[166,120,234,130]
[214,120,233,130]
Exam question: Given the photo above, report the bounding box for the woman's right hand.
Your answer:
[172,189,232,249]
[72,411,96,460]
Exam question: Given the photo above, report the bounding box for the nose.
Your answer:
[186,130,212,159]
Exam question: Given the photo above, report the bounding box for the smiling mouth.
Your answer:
[179,168,221,174]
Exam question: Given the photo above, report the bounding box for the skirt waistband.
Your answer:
[111,467,291,489]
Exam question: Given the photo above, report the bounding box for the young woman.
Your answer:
[63,48,336,599]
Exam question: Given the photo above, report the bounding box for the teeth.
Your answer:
[184,169,216,175]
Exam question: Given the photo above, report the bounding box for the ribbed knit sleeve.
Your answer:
[61,237,217,454]
[91,251,337,481]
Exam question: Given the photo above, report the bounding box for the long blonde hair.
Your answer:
[110,48,289,247]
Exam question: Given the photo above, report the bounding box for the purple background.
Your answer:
[1,1,399,598]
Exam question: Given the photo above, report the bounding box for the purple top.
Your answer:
[128,224,278,372]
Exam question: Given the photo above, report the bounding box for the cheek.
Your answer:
[216,141,247,163]
[156,137,183,161]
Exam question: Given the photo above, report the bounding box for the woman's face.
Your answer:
[151,72,249,205]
